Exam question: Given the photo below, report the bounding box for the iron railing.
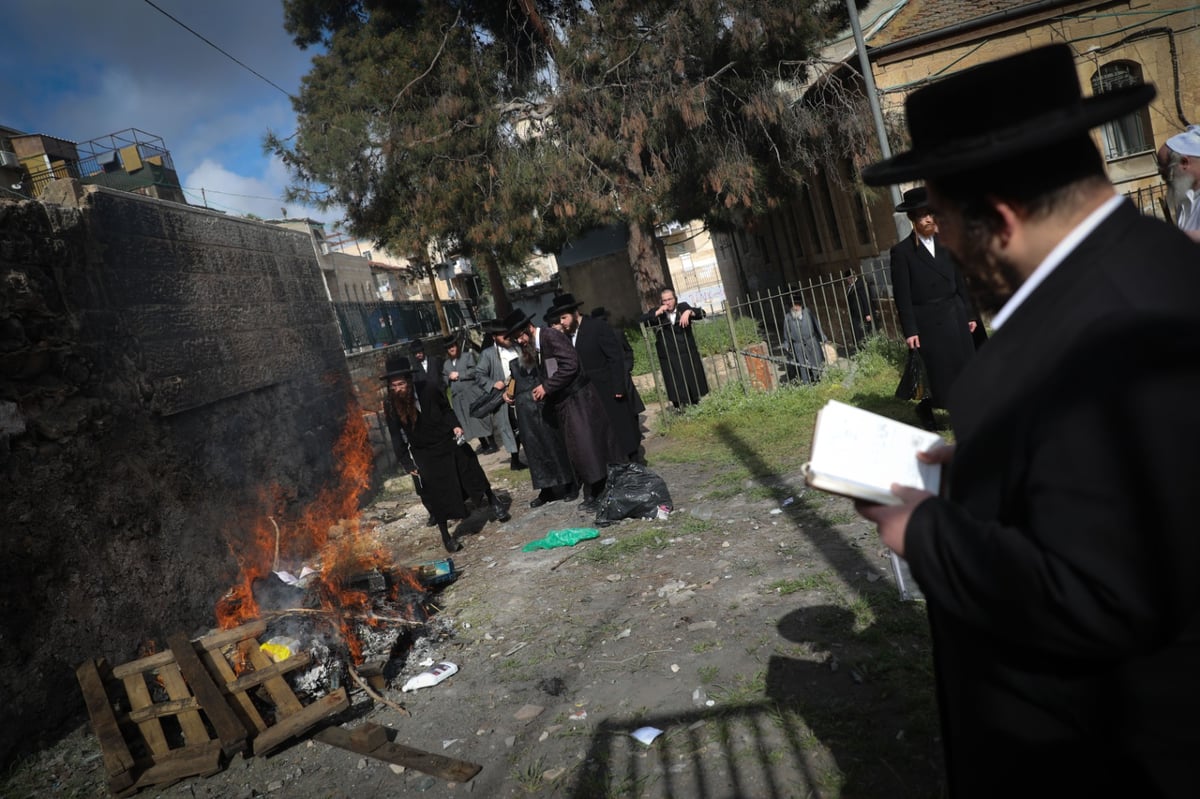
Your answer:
[331,299,479,352]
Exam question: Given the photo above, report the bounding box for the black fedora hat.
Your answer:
[380,353,414,381]
[409,338,425,354]
[862,44,1156,186]
[543,309,560,327]
[590,306,609,319]
[548,292,585,316]
[503,308,536,336]
[490,309,528,335]
[893,187,929,213]
[441,332,461,348]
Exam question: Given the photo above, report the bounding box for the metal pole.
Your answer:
[846,0,908,238]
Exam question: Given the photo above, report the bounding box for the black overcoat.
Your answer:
[573,316,642,455]
[889,233,976,408]
[539,326,626,484]
[904,201,1200,797]
[508,355,575,491]
[638,302,709,407]
[385,379,489,522]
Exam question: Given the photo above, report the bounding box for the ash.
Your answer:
[393,615,458,681]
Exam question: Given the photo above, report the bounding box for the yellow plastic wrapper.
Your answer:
[260,636,300,663]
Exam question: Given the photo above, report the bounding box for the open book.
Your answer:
[802,400,943,505]
[802,400,944,601]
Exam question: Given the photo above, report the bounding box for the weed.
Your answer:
[578,528,671,565]
[698,664,720,683]
[692,640,718,654]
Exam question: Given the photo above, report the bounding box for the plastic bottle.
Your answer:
[401,661,459,692]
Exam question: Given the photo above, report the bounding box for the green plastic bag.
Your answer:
[522,527,600,552]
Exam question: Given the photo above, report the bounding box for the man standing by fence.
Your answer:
[639,288,709,409]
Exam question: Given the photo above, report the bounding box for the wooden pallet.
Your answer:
[77,621,349,796]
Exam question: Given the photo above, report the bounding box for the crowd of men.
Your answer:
[381,293,648,552]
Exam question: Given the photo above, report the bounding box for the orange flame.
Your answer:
[216,400,380,654]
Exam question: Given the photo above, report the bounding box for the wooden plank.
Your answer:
[252,688,349,756]
[157,661,212,748]
[167,632,248,754]
[237,638,304,717]
[75,659,135,792]
[119,739,223,797]
[121,671,170,758]
[194,620,268,651]
[111,651,175,679]
[201,647,267,735]
[314,724,482,783]
[349,722,389,751]
[224,651,311,694]
[124,696,199,724]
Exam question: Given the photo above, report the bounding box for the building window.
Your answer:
[1091,62,1153,159]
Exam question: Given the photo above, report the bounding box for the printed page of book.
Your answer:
[808,400,944,503]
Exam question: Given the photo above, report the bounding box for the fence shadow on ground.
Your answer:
[566,422,942,798]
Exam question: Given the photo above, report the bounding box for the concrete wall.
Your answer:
[0,184,353,767]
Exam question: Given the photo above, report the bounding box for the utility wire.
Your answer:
[139,0,295,99]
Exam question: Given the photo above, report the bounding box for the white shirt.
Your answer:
[918,234,936,257]
[991,193,1124,329]
[1177,188,1200,232]
[497,345,518,380]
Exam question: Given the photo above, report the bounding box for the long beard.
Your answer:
[390,390,417,426]
[565,317,580,336]
[1167,171,1194,215]
[519,340,539,368]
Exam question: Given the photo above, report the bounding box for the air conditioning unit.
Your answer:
[0,151,19,169]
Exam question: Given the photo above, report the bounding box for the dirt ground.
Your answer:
[3,417,945,799]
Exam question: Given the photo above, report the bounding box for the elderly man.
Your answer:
[1157,124,1200,241]
[858,44,1200,797]
[507,310,626,512]
[889,186,979,430]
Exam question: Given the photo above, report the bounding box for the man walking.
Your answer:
[889,186,979,429]
[844,269,878,348]
[382,354,510,553]
[858,44,1200,798]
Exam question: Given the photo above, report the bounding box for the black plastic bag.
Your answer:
[594,462,673,526]
[468,387,506,419]
[895,349,929,401]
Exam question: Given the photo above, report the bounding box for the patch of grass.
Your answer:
[711,670,767,705]
[769,571,839,595]
[698,664,720,684]
[511,756,547,794]
[577,528,671,565]
[692,640,718,654]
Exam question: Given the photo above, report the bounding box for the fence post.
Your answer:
[639,323,667,418]
[725,300,749,395]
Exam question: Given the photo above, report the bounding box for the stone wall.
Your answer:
[0,184,353,767]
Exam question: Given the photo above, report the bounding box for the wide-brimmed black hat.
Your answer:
[862,44,1156,186]
[893,187,929,213]
[547,293,585,316]
[380,353,415,381]
[543,309,560,327]
[503,309,537,336]
[409,338,425,354]
[489,309,527,336]
[590,306,609,319]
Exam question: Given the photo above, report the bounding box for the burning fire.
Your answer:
[216,400,398,663]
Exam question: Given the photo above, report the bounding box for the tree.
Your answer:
[271,0,872,311]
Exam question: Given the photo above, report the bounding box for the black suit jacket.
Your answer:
[905,201,1200,796]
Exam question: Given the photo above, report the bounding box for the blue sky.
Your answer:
[3,0,340,223]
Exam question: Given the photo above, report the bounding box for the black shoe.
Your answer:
[562,486,580,502]
[441,529,463,552]
[915,401,937,431]
[492,502,511,523]
[510,454,528,471]
[530,491,553,508]
[425,514,437,527]
[579,497,600,513]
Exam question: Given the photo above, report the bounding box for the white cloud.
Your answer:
[182,157,342,224]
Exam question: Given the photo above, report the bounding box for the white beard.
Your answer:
[1167,170,1195,215]
[790,309,803,319]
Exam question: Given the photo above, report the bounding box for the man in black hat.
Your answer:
[638,288,709,408]
[552,293,645,463]
[507,309,626,512]
[889,186,979,430]
[381,354,510,553]
[474,316,526,470]
[856,44,1200,797]
[408,338,444,391]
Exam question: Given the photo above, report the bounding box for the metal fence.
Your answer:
[331,299,478,352]
[634,263,902,413]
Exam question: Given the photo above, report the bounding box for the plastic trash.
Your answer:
[631,727,663,746]
[521,528,600,552]
[401,661,459,692]
[594,463,673,526]
[260,636,301,663]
